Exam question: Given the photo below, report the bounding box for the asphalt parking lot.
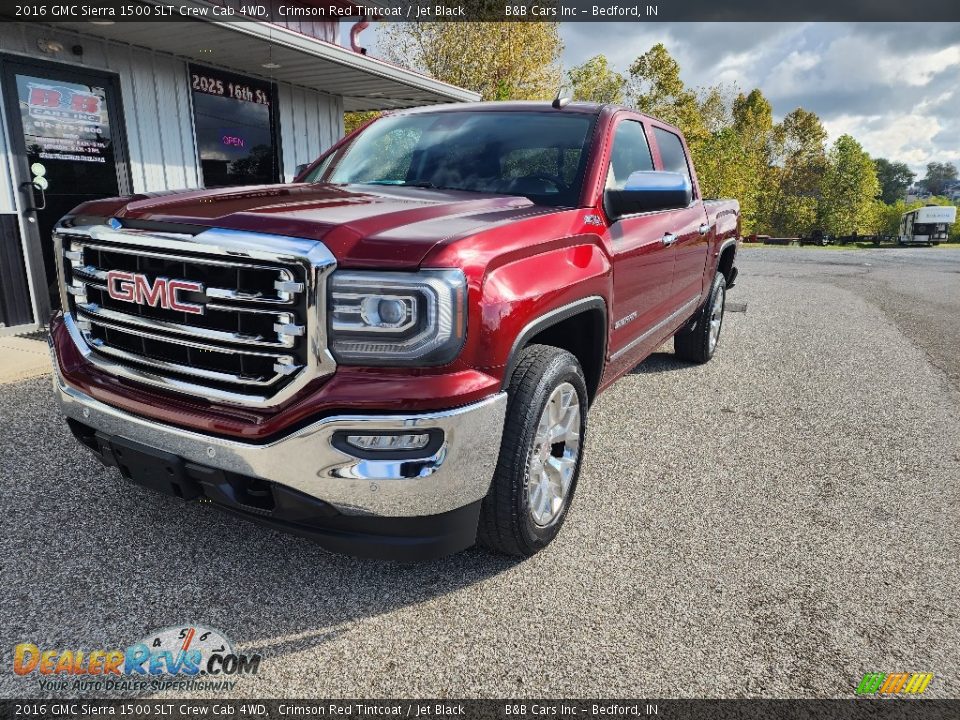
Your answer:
[1,246,958,699]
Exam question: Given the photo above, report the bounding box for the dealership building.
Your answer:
[0,7,478,333]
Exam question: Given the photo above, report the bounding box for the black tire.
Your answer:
[674,272,727,364]
[477,344,588,557]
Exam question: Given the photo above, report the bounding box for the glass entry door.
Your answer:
[1,55,130,316]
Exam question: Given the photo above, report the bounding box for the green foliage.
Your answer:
[566,55,627,104]
[819,135,881,235]
[628,44,709,146]
[344,111,381,136]
[765,108,828,235]
[379,23,562,102]
[919,162,958,196]
[874,158,915,203]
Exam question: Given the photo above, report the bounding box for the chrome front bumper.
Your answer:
[53,365,507,518]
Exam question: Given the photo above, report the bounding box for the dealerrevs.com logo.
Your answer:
[13,625,262,693]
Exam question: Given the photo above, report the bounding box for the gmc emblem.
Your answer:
[106,270,205,315]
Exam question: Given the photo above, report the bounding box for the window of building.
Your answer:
[190,65,279,187]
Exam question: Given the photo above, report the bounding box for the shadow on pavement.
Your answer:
[0,377,518,679]
[628,351,690,375]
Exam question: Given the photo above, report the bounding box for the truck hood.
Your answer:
[89,183,546,268]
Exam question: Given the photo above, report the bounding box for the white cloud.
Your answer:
[823,113,952,171]
[370,22,960,174]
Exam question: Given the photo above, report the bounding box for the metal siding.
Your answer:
[3,22,361,190]
[0,23,199,195]
[277,82,341,182]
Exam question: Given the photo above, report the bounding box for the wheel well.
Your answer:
[718,245,736,284]
[519,307,606,404]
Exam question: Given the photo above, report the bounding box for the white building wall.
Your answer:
[277,83,344,182]
[1,22,346,194]
[0,22,202,198]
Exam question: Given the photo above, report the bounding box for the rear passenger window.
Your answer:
[606,120,654,190]
[653,127,692,186]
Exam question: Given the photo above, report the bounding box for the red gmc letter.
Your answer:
[133,275,167,308]
[106,270,136,302]
[166,280,205,315]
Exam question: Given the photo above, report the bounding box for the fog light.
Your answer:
[345,433,431,452]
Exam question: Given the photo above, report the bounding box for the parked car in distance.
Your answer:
[49,101,740,560]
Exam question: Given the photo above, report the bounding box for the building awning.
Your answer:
[49,16,480,111]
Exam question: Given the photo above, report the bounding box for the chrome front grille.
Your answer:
[55,223,337,407]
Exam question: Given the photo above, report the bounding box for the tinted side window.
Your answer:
[606,120,654,190]
[653,127,692,183]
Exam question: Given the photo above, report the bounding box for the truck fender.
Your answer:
[476,241,611,399]
[715,237,738,288]
[502,296,608,395]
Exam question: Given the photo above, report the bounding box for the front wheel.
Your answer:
[674,273,727,364]
[477,344,588,557]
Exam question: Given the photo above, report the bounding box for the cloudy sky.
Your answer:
[562,23,960,175]
[369,23,959,176]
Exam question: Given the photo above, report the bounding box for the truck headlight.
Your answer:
[328,269,467,365]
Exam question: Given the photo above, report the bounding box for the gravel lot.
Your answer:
[1,247,958,699]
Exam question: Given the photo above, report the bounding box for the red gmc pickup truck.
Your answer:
[49,101,740,560]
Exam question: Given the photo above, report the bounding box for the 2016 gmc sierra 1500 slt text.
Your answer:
[48,101,740,560]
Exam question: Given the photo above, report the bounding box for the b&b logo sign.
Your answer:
[27,83,102,124]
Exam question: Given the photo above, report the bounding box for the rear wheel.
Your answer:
[674,273,726,364]
[477,344,587,557]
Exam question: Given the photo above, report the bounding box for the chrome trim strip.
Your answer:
[203,287,294,305]
[62,313,294,405]
[72,240,298,275]
[76,303,296,349]
[90,338,290,387]
[610,295,701,362]
[53,364,508,517]
[54,223,338,408]
[84,313,296,362]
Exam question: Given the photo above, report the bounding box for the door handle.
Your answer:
[661,232,677,246]
[699,223,711,236]
[19,181,46,212]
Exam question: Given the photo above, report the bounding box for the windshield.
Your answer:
[306,111,597,207]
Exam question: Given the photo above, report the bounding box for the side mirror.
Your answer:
[293,163,310,181]
[605,171,692,219]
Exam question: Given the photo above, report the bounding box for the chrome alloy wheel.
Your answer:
[527,382,581,527]
[709,284,726,354]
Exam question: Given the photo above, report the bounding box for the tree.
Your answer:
[566,55,627,104]
[874,158,915,203]
[767,108,828,235]
[730,89,774,234]
[344,111,381,136]
[379,23,562,101]
[819,135,881,235]
[919,161,958,196]
[628,44,707,145]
